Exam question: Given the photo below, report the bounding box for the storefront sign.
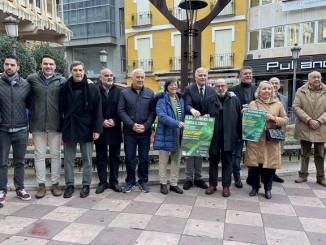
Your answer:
[282,0,326,11]
[267,60,326,71]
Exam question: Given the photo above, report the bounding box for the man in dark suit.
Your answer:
[269,77,288,183]
[229,66,257,188]
[94,68,123,194]
[183,67,215,190]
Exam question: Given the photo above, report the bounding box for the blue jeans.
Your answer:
[0,129,28,192]
[232,140,244,179]
[124,132,151,185]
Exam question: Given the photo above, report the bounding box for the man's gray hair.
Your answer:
[240,66,253,76]
[70,61,84,71]
[131,68,145,77]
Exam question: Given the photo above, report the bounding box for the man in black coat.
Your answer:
[94,68,123,194]
[229,66,257,188]
[183,67,215,190]
[203,79,242,197]
[60,61,103,198]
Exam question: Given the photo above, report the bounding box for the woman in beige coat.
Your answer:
[244,81,288,199]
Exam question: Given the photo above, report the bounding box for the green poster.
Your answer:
[242,109,267,142]
[182,115,215,157]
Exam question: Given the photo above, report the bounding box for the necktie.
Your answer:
[200,88,204,99]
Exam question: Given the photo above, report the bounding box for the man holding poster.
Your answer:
[183,67,215,190]
[202,79,242,197]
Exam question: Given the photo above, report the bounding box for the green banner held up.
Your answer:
[242,109,267,142]
[182,115,215,157]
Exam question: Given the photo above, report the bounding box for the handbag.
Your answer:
[255,101,285,141]
[266,127,285,141]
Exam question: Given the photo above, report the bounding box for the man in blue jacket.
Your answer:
[118,68,155,193]
[60,61,102,198]
[0,55,31,205]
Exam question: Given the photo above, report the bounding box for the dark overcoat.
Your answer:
[60,75,103,143]
[202,93,242,154]
[98,84,123,145]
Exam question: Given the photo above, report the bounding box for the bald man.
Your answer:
[94,68,123,194]
[269,77,288,183]
[293,71,326,187]
[202,79,242,197]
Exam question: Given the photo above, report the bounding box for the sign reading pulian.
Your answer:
[267,60,326,71]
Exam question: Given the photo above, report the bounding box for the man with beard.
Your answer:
[203,79,242,197]
[94,68,123,194]
[229,66,257,188]
[60,61,102,198]
[0,55,31,205]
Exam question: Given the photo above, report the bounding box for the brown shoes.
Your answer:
[205,186,216,195]
[51,184,62,197]
[35,183,46,198]
[222,187,230,197]
[317,179,326,187]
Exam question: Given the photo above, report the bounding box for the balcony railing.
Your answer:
[210,0,235,16]
[210,53,234,69]
[169,57,182,71]
[131,11,152,27]
[169,7,187,21]
[132,59,153,72]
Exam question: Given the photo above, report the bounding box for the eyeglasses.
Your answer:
[168,83,178,87]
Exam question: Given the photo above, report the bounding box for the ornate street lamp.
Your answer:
[149,0,231,91]
[178,0,208,79]
[291,44,301,103]
[3,15,19,56]
[99,49,108,68]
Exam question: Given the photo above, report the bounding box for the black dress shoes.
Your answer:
[265,190,272,199]
[80,185,90,198]
[110,183,122,192]
[63,185,74,198]
[170,185,184,194]
[194,179,208,189]
[273,174,284,183]
[235,178,243,188]
[183,180,193,190]
[249,188,259,196]
[160,184,168,195]
[95,183,109,194]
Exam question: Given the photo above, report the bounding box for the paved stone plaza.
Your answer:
[0,171,326,245]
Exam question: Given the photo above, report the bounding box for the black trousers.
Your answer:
[251,164,275,191]
[95,136,121,185]
[209,148,232,187]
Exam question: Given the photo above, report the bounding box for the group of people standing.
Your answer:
[0,53,325,207]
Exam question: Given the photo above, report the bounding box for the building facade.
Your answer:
[0,0,71,43]
[125,0,247,92]
[60,0,126,83]
[245,0,326,104]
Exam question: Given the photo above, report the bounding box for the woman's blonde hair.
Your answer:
[254,81,275,99]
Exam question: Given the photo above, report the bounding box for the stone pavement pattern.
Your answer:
[1,175,326,245]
